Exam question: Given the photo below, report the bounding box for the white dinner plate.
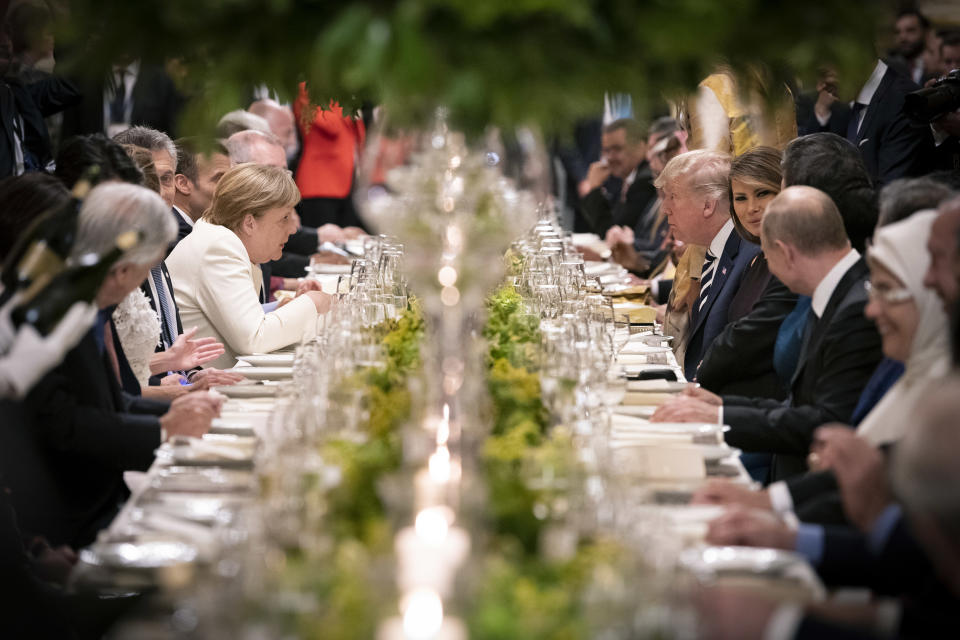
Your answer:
[231,367,294,381]
[214,383,280,398]
[236,354,295,367]
[308,263,353,274]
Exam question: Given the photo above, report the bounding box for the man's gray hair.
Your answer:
[892,376,960,541]
[654,149,731,204]
[217,110,272,139]
[760,185,849,255]
[224,129,283,164]
[71,183,176,266]
[879,177,956,227]
[112,126,177,163]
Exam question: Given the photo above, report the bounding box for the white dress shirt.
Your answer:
[172,205,195,229]
[851,60,888,138]
[707,219,735,259]
[810,248,861,318]
[165,219,318,369]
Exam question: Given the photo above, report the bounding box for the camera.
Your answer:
[904,69,960,122]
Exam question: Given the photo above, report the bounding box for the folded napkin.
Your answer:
[621,391,675,406]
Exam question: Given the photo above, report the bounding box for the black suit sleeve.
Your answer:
[579,187,614,236]
[24,74,82,118]
[722,304,880,456]
[698,276,797,394]
[876,108,933,185]
[25,371,161,472]
[787,470,839,505]
[267,252,311,279]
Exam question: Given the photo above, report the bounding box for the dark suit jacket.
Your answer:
[170,206,193,247]
[10,331,162,547]
[141,260,197,385]
[850,64,933,186]
[60,64,184,139]
[684,230,761,381]
[698,255,798,400]
[722,259,883,481]
[579,162,658,237]
[0,74,73,176]
[795,91,853,137]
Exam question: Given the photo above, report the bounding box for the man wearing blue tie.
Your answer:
[655,149,760,381]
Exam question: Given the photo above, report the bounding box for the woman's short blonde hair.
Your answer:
[204,163,300,231]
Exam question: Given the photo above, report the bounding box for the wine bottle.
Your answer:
[10,230,140,336]
[0,167,99,298]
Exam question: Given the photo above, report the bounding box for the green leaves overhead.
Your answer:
[58,1,886,137]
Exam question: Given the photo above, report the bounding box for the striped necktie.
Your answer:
[150,265,177,349]
[696,252,717,314]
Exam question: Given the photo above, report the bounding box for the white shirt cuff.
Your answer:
[768,481,795,517]
[873,599,902,637]
[717,405,723,425]
[764,603,804,640]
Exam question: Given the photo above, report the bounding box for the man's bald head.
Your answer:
[249,99,297,158]
[224,129,286,168]
[923,196,960,308]
[761,186,850,257]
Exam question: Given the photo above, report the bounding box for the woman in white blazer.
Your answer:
[166,164,330,369]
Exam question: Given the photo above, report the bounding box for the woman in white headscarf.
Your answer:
[856,209,951,445]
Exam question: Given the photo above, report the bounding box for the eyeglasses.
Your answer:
[864,280,913,304]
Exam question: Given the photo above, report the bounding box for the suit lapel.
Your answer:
[856,68,895,144]
[790,259,867,387]
[690,231,740,337]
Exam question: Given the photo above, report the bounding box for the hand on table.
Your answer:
[692,479,772,511]
[651,396,721,423]
[187,368,247,390]
[28,537,78,586]
[705,506,796,550]
[156,327,225,372]
[610,242,650,274]
[810,425,891,532]
[310,252,350,265]
[160,391,223,439]
[317,223,346,244]
[682,385,722,405]
[342,226,367,240]
[303,290,333,314]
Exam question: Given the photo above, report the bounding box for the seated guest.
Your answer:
[579,118,657,238]
[166,164,331,368]
[877,176,955,226]
[654,149,760,380]
[112,125,177,206]
[772,133,878,390]
[696,378,960,640]
[924,196,960,311]
[697,147,799,401]
[53,133,144,189]
[694,209,951,514]
[249,98,299,166]
[6,183,221,547]
[654,186,883,481]
[606,117,686,279]
[171,137,231,245]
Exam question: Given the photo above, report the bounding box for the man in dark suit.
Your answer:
[651,149,760,380]
[3,181,219,547]
[170,138,231,246]
[846,59,933,186]
[579,118,658,238]
[59,59,184,141]
[653,187,882,481]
